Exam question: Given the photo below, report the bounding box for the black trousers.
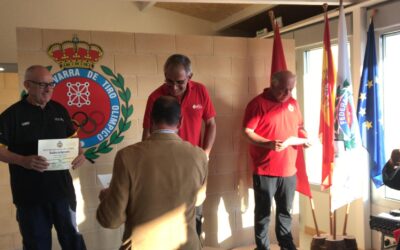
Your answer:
[253,174,297,250]
[16,199,86,250]
[196,205,203,236]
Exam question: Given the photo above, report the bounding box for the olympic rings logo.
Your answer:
[72,111,105,135]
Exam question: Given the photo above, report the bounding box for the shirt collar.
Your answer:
[152,129,177,134]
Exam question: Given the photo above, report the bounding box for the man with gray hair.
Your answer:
[0,65,86,250]
[142,54,216,236]
[243,70,309,250]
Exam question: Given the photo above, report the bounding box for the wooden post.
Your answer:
[343,203,350,235]
[333,210,336,239]
[370,8,378,23]
[310,198,320,236]
[329,192,333,236]
[268,10,275,32]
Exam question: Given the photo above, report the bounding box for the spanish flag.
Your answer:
[319,10,336,191]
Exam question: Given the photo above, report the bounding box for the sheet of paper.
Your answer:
[98,174,112,188]
[38,138,79,171]
[283,137,310,147]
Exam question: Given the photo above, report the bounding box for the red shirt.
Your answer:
[143,80,216,147]
[243,88,303,177]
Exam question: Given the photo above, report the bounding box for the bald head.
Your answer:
[271,70,296,87]
[24,65,51,82]
[23,65,54,108]
[270,70,296,103]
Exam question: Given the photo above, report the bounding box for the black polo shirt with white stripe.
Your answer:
[0,96,77,207]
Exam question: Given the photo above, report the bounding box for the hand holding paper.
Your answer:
[38,138,79,171]
[20,155,49,172]
[282,136,311,148]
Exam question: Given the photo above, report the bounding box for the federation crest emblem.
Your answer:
[334,80,356,150]
[47,36,133,161]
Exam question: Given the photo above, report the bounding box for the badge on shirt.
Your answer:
[54,117,64,122]
[288,104,294,112]
[192,104,203,110]
[21,121,30,126]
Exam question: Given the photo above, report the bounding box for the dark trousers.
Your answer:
[253,174,297,250]
[196,205,203,236]
[16,199,86,250]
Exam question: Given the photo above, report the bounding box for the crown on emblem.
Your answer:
[47,35,103,69]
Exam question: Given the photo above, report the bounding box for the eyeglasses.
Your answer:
[27,80,56,89]
[165,78,188,86]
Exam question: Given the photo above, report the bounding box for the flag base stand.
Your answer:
[311,235,357,250]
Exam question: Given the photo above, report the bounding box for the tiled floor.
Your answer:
[204,244,281,250]
[203,228,314,250]
[231,244,280,250]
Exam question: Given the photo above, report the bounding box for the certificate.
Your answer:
[38,138,79,171]
[282,136,310,147]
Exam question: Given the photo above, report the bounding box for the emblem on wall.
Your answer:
[47,35,133,161]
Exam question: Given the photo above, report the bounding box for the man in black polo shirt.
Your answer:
[0,65,86,250]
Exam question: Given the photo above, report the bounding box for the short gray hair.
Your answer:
[271,70,296,86]
[164,54,192,75]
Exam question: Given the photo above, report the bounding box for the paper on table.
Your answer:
[98,174,112,188]
[38,138,79,171]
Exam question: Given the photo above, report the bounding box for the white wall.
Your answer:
[0,0,216,63]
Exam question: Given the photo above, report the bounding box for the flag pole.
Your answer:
[332,0,343,240]
[370,8,377,23]
[333,210,337,239]
[268,10,275,31]
[310,198,320,236]
[342,203,350,235]
[329,192,333,236]
[323,2,333,237]
[342,7,378,237]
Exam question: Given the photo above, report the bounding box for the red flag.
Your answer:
[296,147,312,197]
[319,12,336,191]
[270,22,287,79]
[270,20,311,197]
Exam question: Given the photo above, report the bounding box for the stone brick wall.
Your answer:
[0,28,295,250]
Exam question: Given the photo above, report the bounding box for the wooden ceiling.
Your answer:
[136,0,362,37]
[155,2,253,22]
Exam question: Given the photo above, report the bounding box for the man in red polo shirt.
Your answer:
[142,54,216,236]
[243,71,308,250]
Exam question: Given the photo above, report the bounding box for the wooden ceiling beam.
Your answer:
[132,0,355,5]
[135,1,156,11]
[213,4,273,31]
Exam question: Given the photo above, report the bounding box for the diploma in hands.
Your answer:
[38,138,79,171]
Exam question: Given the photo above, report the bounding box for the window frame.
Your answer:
[371,25,400,207]
[298,38,352,187]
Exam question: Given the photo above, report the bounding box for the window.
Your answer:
[302,44,346,185]
[382,32,400,200]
